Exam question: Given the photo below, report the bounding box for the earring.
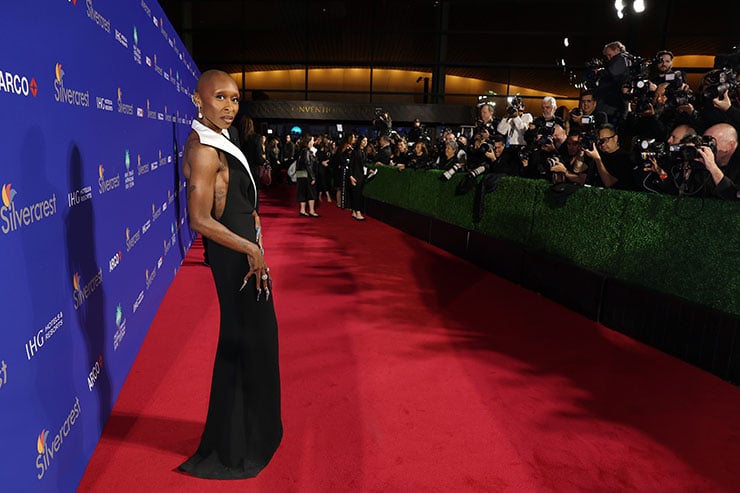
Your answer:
[197,106,203,119]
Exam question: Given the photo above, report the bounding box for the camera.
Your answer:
[547,155,561,168]
[441,163,462,181]
[468,165,487,178]
[507,96,524,116]
[701,67,739,100]
[373,108,393,136]
[535,121,555,146]
[664,85,696,109]
[632,137,667,163]
[670,135,717,169]
[627,79,653,113]
[580,129,598,149]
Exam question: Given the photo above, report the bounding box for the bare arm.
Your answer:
[184,137,268,287]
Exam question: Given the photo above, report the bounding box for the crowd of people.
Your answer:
[238,41,740,209]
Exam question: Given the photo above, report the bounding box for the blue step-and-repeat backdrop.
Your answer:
[0,1,199,490]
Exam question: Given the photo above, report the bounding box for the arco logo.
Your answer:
[2,184,16,208]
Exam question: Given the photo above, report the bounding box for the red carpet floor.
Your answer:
[78,182,740,492]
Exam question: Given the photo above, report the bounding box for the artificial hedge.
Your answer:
[364,165,740,316]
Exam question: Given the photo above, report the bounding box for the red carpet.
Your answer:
[78,182,740,492]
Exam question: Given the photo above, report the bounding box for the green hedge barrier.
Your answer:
[364,166,740,316]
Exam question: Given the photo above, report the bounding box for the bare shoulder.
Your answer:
[183,130,220,174]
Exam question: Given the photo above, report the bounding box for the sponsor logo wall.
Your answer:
[0,2,198,490]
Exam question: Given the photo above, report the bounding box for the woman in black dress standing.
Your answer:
[349,135,368,221]
[295,134,319,217]
[180,69,281,480]
[335,132,356,208]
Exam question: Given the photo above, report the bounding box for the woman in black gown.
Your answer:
[349,135,368,221]
[180,70,282,480]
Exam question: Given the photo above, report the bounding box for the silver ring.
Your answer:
[261,274,269,280]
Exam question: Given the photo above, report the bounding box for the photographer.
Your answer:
[497,96,534,147]
[637,124,698,195]
[570,90,608,134]
[439,139,465,181]
[696,68,740,132]
[476,101,501,139]
[699,123,740,200]
[583,123,636,190]
[375,134,393,165]
[520,122,567,181]
[619,81,668,147]
[650,50,690,91]
[595,41,633,125]
[549,130,594,185]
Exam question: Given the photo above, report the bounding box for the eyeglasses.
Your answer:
[598,134,617,145]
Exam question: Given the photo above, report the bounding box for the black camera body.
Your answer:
[507,96,524,116]
[702,67,739,100]
[670,135,717,169]
[632,137,667,163]
[665,86,696,109]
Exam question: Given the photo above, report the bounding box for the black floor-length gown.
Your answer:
[179,121,282,480]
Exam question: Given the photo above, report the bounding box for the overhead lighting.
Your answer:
[563,37,569,47]
[633,0,646,13]
[614,0,625,18]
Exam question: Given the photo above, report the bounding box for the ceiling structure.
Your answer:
[158,0,738,105]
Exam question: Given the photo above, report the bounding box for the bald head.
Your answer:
[704,123,738,166]
[196,69,234,93]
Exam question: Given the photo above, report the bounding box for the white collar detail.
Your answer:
[191,119,256,195]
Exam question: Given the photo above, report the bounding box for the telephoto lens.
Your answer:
[441,163,461,181]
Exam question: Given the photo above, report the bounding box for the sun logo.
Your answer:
[55,63,64,82]
[2,184,16,208]
[37,429,49,454]
[73,273,81,292]
[137,154,141,166]
[98,165,104,181]
[125,227,130,241]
